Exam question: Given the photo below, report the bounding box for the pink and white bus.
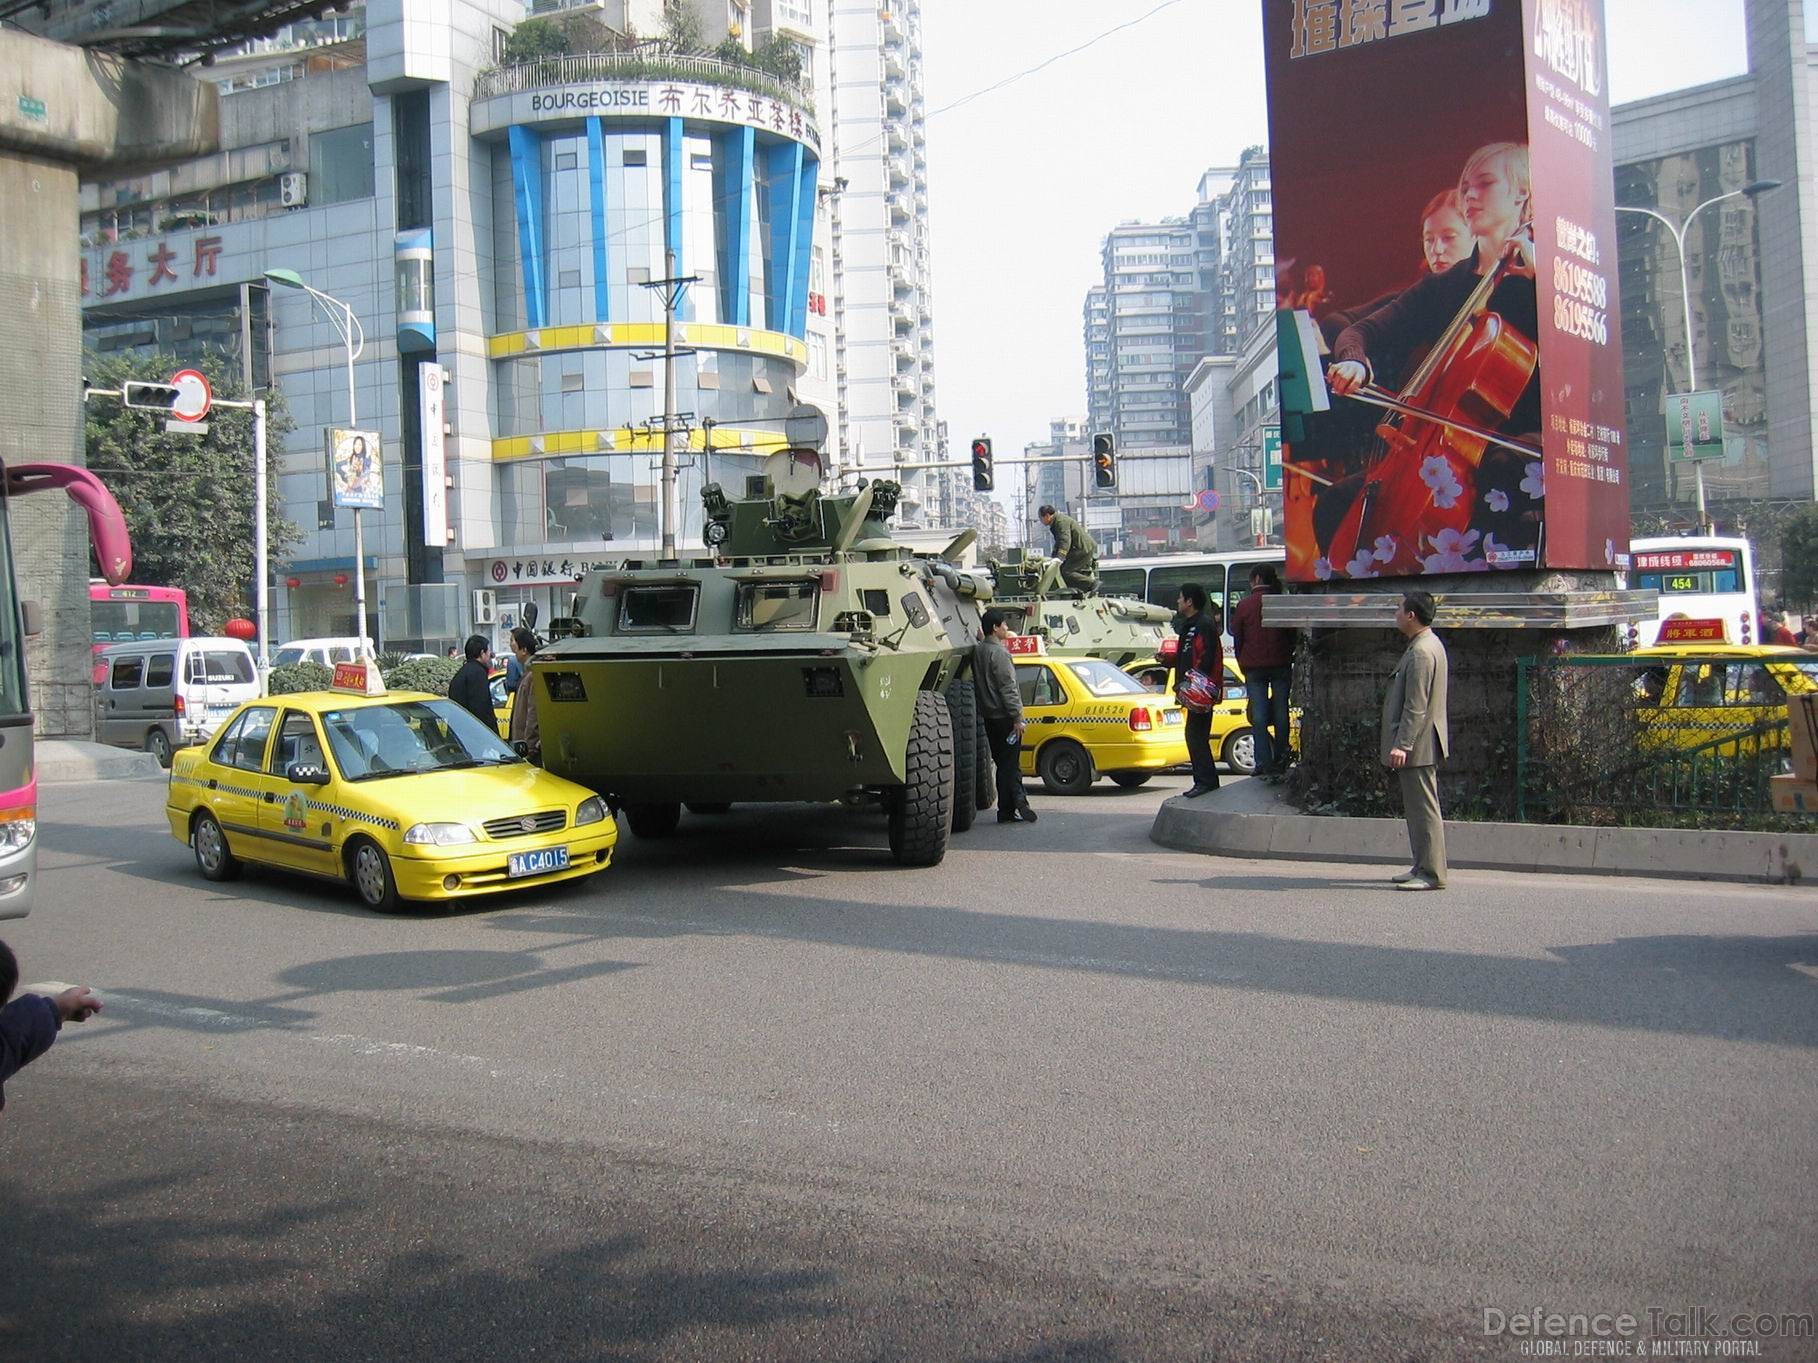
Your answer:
[5,462,135,918]
[89,582,188,684]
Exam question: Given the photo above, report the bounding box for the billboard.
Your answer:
[1263,0,1628,583]
[328,429,384,510]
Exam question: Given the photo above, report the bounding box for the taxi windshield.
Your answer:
[1067,659,1149,696]
[319,699,520,781]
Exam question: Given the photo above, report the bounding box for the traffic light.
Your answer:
[970,436,993,493]
[122,381,182,411]
[1092,432,1116,489]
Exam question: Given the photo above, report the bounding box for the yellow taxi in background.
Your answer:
[488,668,516,738]
[166,664,615,912]
[1627,643,1818,754]
[1010,645,1190,793]
[1125,655,1271,774]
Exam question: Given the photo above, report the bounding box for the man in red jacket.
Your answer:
[1230,566,1296,779]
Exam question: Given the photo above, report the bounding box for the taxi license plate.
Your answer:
[1164,711,1184,725]
[508,847,569,878]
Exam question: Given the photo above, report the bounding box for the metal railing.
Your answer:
[1516,654,1813,828]
[474,52,814,113]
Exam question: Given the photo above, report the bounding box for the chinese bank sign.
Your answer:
[1263,0,1628,582]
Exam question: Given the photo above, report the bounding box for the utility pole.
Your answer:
[641,249,699,559]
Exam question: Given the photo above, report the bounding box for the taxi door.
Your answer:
[257,709,341,876]
[1015,661,1071,777]
[197,705,281,860]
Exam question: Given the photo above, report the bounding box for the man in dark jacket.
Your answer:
[975,609,1036,824]
[447,634,495,728]
[1230,566,1296,778]
[1172,583,1222,797]
[1,939,102,1119]
[1038,505,1099,593]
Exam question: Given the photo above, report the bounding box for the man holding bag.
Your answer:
[1172,582,1223,798]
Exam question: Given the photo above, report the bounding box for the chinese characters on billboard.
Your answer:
[1262,0,1628,584]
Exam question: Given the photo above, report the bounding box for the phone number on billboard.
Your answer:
[1553,294,1609,346]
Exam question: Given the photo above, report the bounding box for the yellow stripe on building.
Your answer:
[487,324,807,366]
[491,425,798,462]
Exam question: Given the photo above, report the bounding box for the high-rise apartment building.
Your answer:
[1097,219,1206,449]
[1083,285,1112,439]
[1215,149,1273,355]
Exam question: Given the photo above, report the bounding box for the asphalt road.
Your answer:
[2,774,1815,1362]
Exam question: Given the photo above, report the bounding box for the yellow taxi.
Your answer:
[1627,643,1818,755]
[488,668,516,738]
[1008,642,1190,794]
[1125,653,1282,775]
[166,663,615,912]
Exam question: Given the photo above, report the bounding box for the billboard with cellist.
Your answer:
[1262,0,1628,583]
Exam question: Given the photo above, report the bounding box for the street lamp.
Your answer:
[1615,178,1781,532]
[263,267,371,655]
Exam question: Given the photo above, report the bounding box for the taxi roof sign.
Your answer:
[1004,633,1045,656]
[330,660,387,696]
[1657,616,1729,644]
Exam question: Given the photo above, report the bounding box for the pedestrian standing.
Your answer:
[1173,582,1222,798]
[1037,505,1100,594]
[975,609,1037,824]
[1382,590,1449,891]
[1,939,102,1123]
[507,626,542,764]
[447,634,495,729]
[1231,566,1295,779]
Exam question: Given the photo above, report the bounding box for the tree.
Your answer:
[501,17,570,63]
[83,351,300,633]
[661,0,703,54]
[752,34,803,84]
[1779,504,1818,612]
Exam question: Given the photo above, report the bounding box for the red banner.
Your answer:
[1633,550,1737,572]
[1263,0,1627,583]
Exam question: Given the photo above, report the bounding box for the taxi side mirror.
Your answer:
[286,762,331,786]
[511,739,530,758]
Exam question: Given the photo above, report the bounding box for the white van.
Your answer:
[94,637,261,766]
[271,636,375,668]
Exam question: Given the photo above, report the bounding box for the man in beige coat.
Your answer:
[1381,590,1449,891]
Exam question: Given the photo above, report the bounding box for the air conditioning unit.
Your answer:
[472,588,497,626]
[280,172,309,208]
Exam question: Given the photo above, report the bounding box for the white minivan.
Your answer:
[94,637,261,766]
[271,636,376,668]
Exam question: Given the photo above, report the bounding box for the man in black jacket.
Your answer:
[448,634,495,728]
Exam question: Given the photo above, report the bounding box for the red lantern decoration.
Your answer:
[285,577,301,589]
[333,573,349,588]
[223,618,257,641]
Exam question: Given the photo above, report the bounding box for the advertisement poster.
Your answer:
[328,428,384,510]
[1262,0,1627,583]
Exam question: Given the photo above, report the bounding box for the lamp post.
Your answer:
[1615,178,1780,533]
[263,268,371,656]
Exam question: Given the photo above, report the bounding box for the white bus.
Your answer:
[1097,548,1290,631]
[1626,535,1758,647]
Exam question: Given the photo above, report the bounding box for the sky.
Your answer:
[917,0,1778,494]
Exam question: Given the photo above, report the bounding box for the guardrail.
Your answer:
[474,52,814,113]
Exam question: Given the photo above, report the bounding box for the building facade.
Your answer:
[77,0,873,649]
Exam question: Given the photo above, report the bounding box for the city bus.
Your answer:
[89,581,188,683]
[2,461,134,918]
[1097,547,1290,637]
[1626,535,1757,648]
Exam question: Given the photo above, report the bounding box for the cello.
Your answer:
[1324,240,1542,576]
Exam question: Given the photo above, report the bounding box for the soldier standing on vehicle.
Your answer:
[1038,505,1099,594]
[976,609,1037,824]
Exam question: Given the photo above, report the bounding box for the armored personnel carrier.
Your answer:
[986,552,1174,666]
[531,449,998,866]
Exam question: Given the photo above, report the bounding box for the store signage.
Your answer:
[487,557,617,587]
[82,233,223,301]
[508,81,820,153]
[420,364,448,546]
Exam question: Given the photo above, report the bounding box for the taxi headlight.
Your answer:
[574,795,607,826]
[403,822,477,846]
[0,816,35,852]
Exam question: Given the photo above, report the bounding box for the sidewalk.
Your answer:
[34,740,164,784]
[1150,778,1816,886]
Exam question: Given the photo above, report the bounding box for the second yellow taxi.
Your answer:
[166,663,615,912]
[1008,644,1190,793]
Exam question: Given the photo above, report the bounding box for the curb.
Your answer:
[35,740,165,785]
[1151,795,1815,886]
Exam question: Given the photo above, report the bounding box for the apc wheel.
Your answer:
[1037,739,1096,795]
[1109,772,1153,789]
[192,810,241,882]
[887,691,953,867]
[946,681,978,833]
[146,729,173,768]
[684,802,732,815]
[973,710,994,812]
[1222,728,1258,775]
[348,837,403,914]
[624,802,682,838]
